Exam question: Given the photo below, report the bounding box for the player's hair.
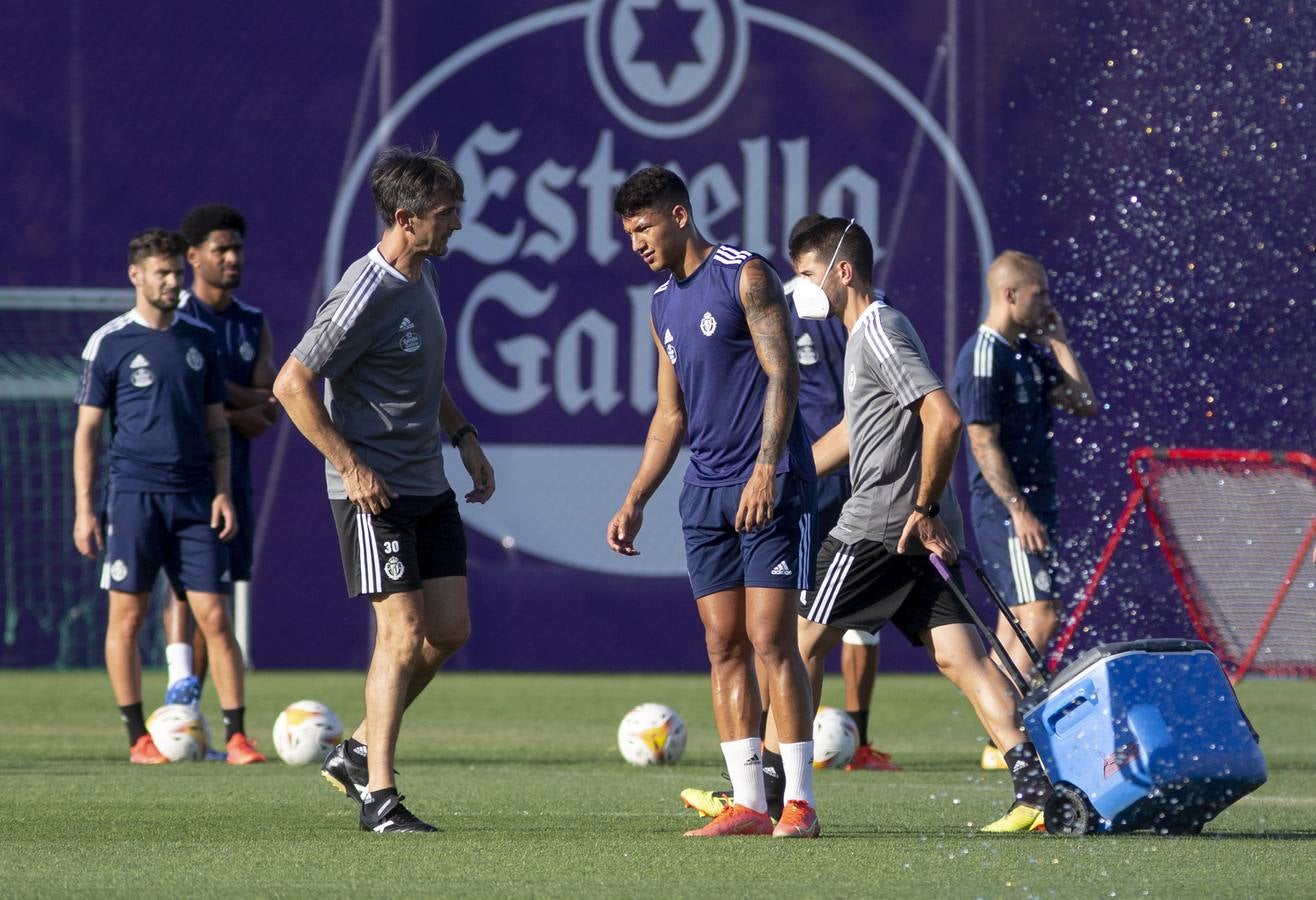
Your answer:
[128,228,188,265]
[370,142,465,227]
[179,204,247,246]
[613,167,691,218]
[788,216,875,285]
[991,249,1046,286]
[788,213,827,246]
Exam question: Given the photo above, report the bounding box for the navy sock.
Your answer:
[848,708,871,746]
[119,703,147,745]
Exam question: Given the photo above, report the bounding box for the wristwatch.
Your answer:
[913,501,940,518]
[450,423,479,447]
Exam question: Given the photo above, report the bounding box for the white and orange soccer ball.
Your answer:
[146,704,207,762]
[271,700,343,766]
[812,706,860,769]
[617,702,687,766]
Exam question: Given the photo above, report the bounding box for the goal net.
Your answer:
[0,288,171,667]
[1051,447,1316,680]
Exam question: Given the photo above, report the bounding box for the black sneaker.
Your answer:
[321,741,368,803]
[359,793,437,834]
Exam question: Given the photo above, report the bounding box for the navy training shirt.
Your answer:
[76,310,225,493]
[952,325,1062,514]
[178,290,265,487]
[650,244,814,487]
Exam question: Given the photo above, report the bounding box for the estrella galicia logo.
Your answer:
[319,1,994,577]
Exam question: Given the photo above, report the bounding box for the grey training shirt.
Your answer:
[292,248,451,500]
[832,299,965,552]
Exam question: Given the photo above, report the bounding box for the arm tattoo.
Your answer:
[740,259,799,467]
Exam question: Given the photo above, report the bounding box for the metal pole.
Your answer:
[943,0,960,378]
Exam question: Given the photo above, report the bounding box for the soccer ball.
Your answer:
[146,704,207,762]
[812,706,859,769]
[617,702,686,766]
[272,700,343,766]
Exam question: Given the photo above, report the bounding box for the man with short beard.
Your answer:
[73,228,262,765]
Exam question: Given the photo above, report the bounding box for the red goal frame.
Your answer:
[1047,446,1316,682]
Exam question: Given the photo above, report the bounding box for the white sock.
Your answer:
[165,643,193,685]
[780,740,816,806]
[721,737,767,813]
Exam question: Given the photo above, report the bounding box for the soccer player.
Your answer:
[952,251,1097,769]
[72,228,264,765]
[606,167,821,838]
[274,144,494,834]
[785,217,1051,832]
[161,204,279,713]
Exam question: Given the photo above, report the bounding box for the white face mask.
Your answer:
[791,218,854,320]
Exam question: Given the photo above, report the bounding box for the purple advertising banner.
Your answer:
[1,1,1311,671]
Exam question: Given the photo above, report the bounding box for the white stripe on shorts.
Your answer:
[807,545,855,623]
[1006,531,1036,605]
[357,510,381,595]
[796,510,812,590]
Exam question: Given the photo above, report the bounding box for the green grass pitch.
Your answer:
[2,669,1313,898]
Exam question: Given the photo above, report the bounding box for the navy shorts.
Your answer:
[972,501,1060,606]
[678,473,818,599]
[816,471,851,536]
[331,492,467,598]
[227,481,255,582]
[101,488,229,595]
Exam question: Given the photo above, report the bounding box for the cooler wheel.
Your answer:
[1044,782,1098,836]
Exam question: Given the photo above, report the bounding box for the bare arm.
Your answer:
[607,323,686,556]
[205,402,237,540]
[736,257,799,532]
[439,385,495,503]
[896,389,962,561]
[72,405,105,558]
[813,417,849,478]
[273,355,396,514]
[967,420,1049,553]
[1037,308,1097,417]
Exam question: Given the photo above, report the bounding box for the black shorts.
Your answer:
[330,491,467,598]
[798,535,971,646]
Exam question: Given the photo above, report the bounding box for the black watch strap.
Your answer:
[450,424,478,447]
[913,501,940,518]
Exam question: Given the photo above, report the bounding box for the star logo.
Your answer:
[628,0,706,89]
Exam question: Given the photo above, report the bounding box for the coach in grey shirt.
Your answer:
[275,144,494,835]
[775,217,1053,834]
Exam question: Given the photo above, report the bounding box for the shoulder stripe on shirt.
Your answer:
[712,246,751,266]
[859,311,921,407]
[973,329,996,378]
[331,264,384,330]
[80,312,135,362]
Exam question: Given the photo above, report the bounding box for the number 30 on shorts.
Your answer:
[382,540,399,553]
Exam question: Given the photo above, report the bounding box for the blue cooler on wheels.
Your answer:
[1021,639,1268,834]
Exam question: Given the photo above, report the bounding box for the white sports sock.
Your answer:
[721,737,767,813]
[165,643,193,685]
[780,740,816,806]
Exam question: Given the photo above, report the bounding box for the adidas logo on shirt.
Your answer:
[129,354,149,368]
[771,560,793,576]
[398,317,414,331]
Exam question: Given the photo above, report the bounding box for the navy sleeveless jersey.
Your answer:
[650,244,814,487]
[178,290,265,487]
[75,310,225,493]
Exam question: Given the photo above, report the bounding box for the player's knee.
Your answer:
[425,615,470,657]
[703,630,751,667]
